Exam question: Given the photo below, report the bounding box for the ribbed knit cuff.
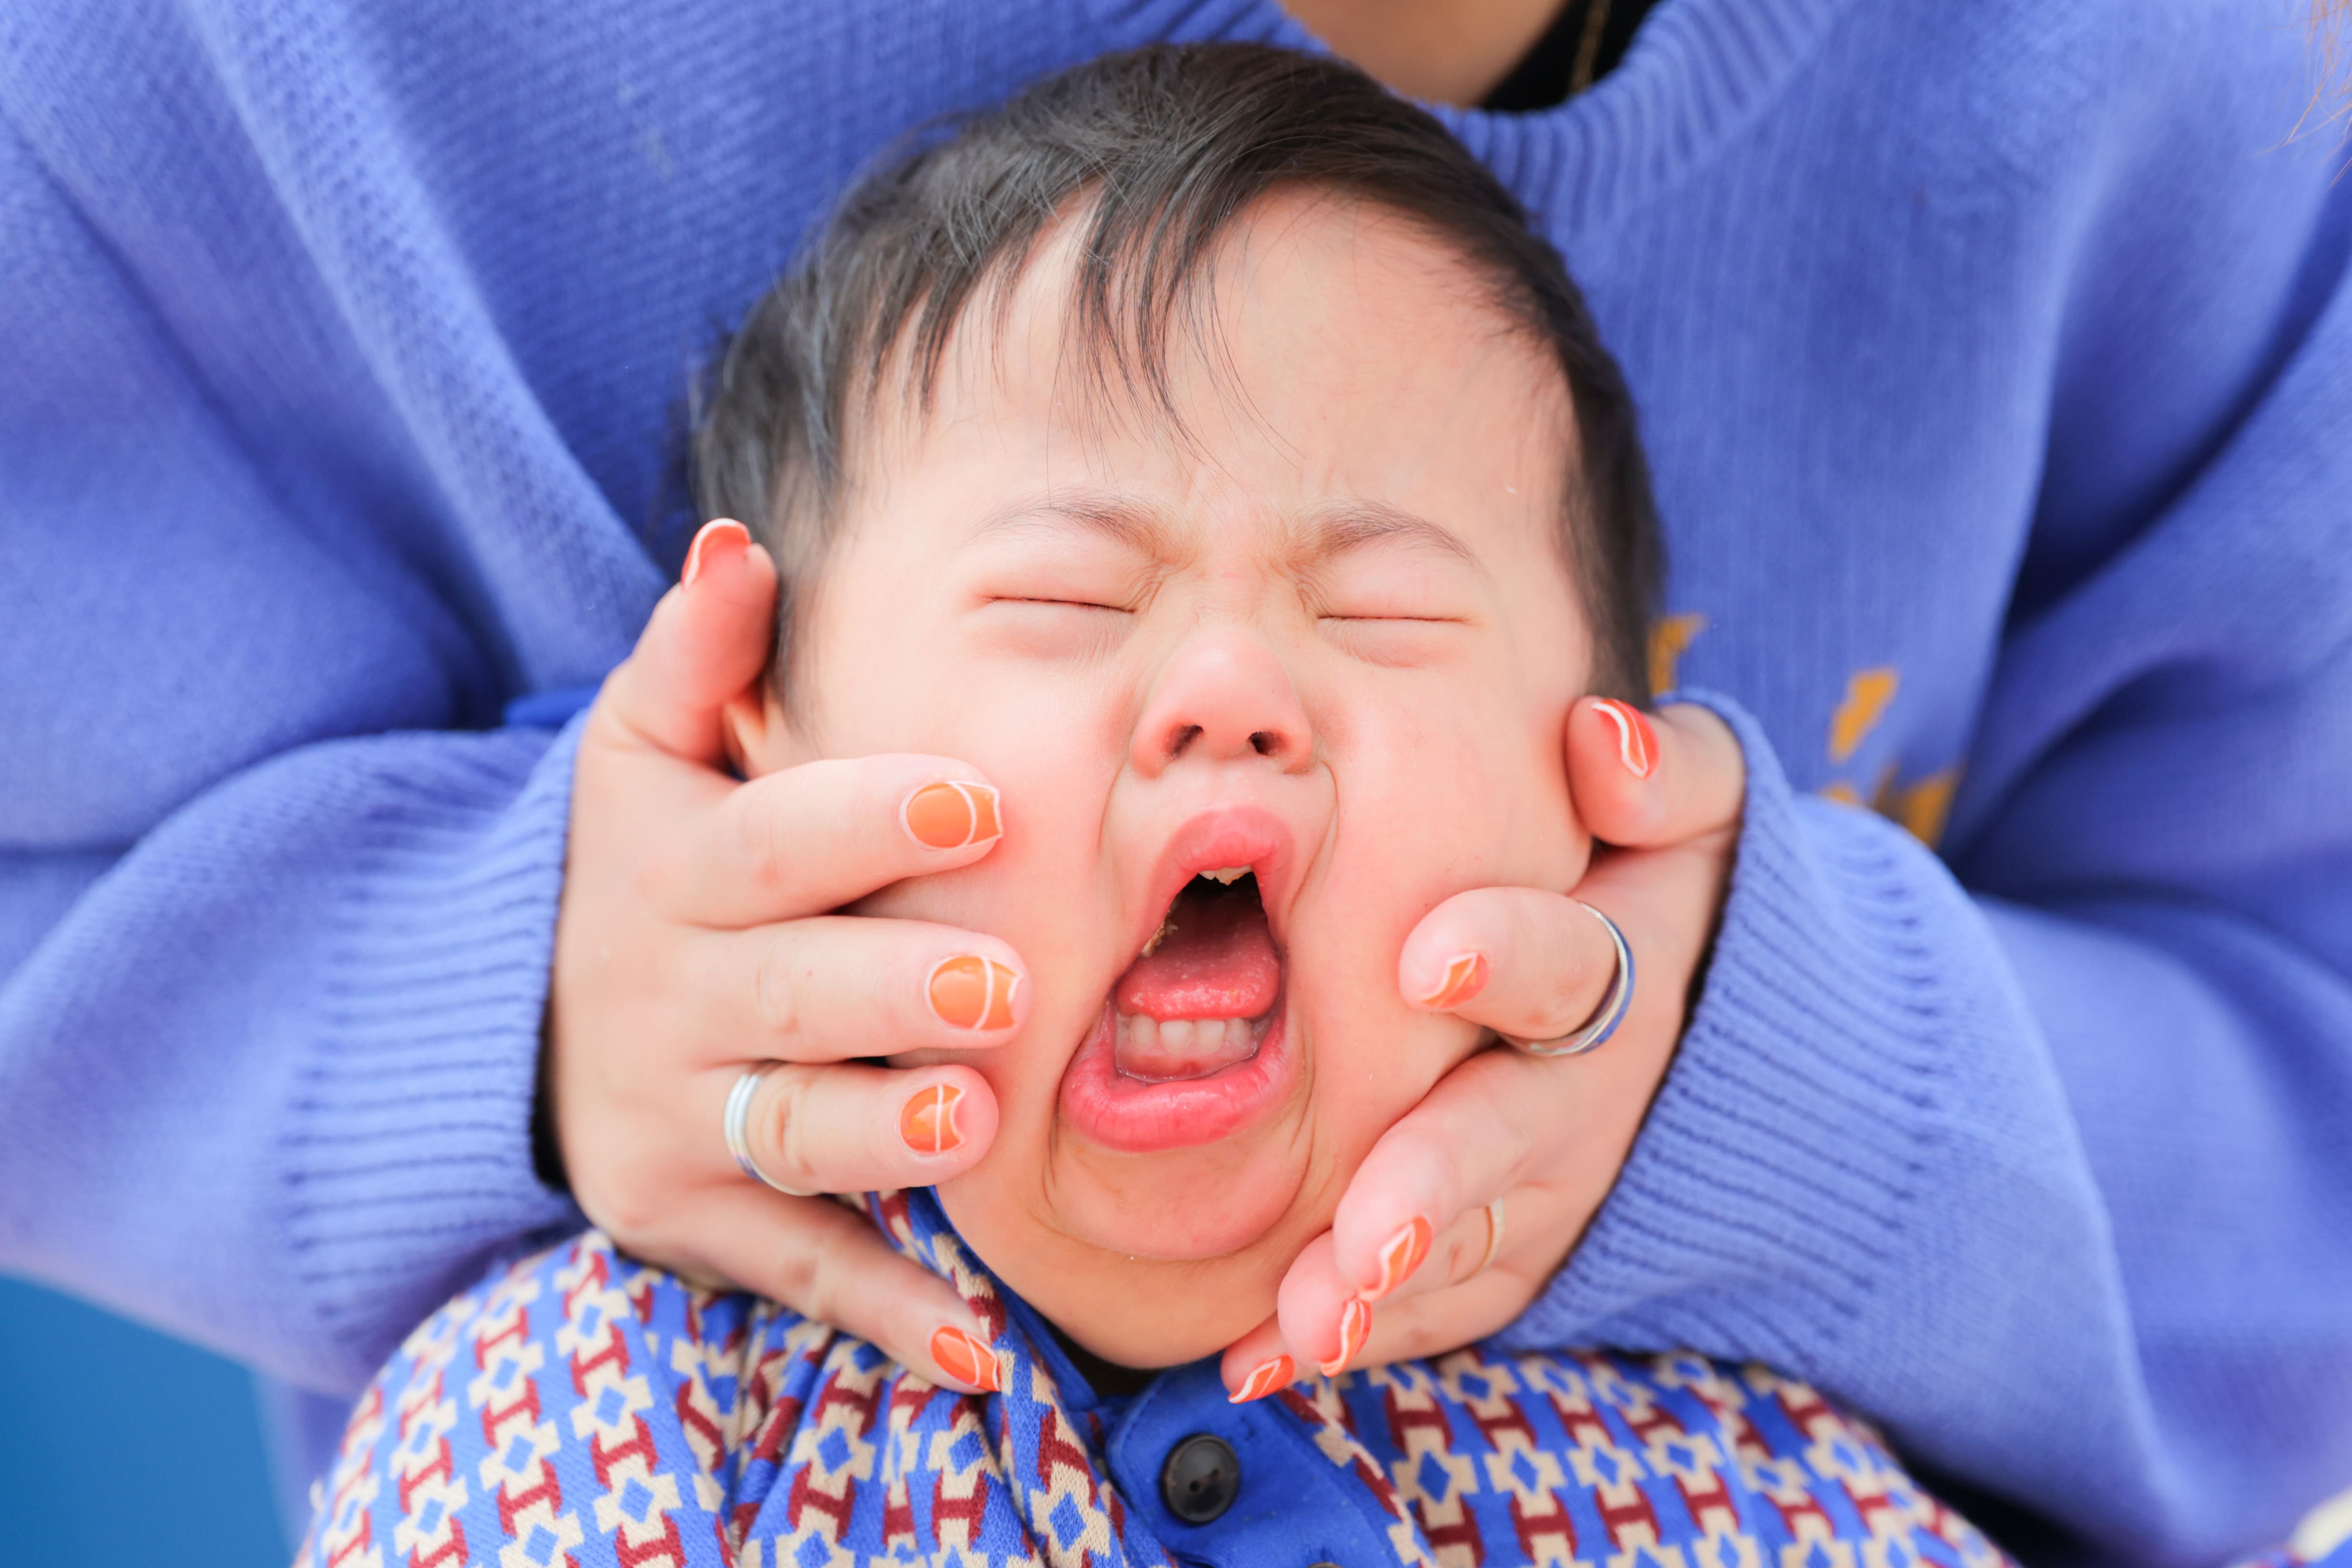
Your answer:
[282,717,588,1386]
[1494,691,1963,1371]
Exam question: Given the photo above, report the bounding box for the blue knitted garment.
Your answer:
[5,1,2351,1559]
[302,1194,2018,1568]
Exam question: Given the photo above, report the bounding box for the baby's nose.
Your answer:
[1131,632,1312,776]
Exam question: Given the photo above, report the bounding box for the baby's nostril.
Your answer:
[1249,731,1277,756]
[1167,724,1202,759]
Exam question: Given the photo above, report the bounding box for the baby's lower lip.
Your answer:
[1059,997,1294,1153]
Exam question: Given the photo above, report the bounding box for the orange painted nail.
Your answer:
[681,519,749,586]
[927,955,1020,1031]
[1319,1298,1370,1377]
[1367,1217,1433,1302]
[902,780,1002,851]
[929,1326,1002,1393]
[1593,699,1658,780]
[1422,953,1488,1011]
[900,1083,964,1156]
[1228,1355,1296,1404]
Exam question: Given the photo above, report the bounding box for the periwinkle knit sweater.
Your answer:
[2,0,2347,1560]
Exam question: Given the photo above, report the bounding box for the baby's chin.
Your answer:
[936,1081,1332,1367]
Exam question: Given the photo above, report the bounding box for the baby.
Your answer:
[304,44,2003,1568]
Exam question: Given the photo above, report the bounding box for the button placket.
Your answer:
[1107,1362,1414,1568]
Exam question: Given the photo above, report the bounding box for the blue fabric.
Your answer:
[2,0,2348,1561]
[300,1194,2014,1568]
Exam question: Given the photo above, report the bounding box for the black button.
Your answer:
[1160,1433,1241,1524]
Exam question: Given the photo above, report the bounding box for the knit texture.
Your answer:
[4,0,2349,1561]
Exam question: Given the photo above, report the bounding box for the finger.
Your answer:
[732,1059,1000,1195]
[685,916,1029,1064]
[1274,1232,1371,1376]
[1347,1262,1538,1370]
[658,755,1004,927]
[1219,1315,1298,1403]
[594,519,781,765]
[1398,887,1622,1042]
[657,1185,1001,1393]
[1319,1048,1555,1298]
[1565,698,1744,849]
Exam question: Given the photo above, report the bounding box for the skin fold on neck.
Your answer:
[1279,0,1571,105]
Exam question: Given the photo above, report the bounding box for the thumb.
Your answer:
[596,519,781,765]
[1565,698,1744,849]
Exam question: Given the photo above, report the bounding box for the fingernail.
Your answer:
[1319,1298,1370,1377]
[902,780,1002,851]
[1366,1217,1433,1302]
[1228,1355,1296,1404]
[928,955,1020,1031]
[900,1082,964,1156]
[682,519,750,586]
[1593,699,1658,779]
[1421,953,1488,1011]
[929,1325,1002,1393]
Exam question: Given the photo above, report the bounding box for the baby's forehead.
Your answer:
[849,198,1581,539]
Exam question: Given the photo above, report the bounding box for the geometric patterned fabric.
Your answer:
[287,1188,2217,1568]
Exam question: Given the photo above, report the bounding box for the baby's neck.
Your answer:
[1046,1320,1157,1397]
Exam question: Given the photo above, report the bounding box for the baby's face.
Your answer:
[742,195,1593,1366]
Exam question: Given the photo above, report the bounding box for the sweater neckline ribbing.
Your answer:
[1078,0,1863,236]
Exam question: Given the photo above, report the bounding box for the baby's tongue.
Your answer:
[1111,885,1280,1080]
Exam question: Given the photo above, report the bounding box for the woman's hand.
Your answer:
[545,521,1014,1391]
[1220,698,1746,1394]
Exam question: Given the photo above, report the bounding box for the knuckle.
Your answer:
[768,1230,822,1314]
[758,1074,824,1190]
[732,791,801,901]
[585,1173,667,1241]
[751,937,806,1043]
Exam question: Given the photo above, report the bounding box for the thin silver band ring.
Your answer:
[724,1062,823,1197]
[1502,900,1634,1057]
[1473,1199,1507,1278]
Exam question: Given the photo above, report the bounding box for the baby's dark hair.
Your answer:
[693,42,1662,699]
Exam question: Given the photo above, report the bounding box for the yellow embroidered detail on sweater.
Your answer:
[1648,613,1707,696]
[1828,666,1900,764]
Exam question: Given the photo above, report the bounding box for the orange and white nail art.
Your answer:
[1227,1355,1296,1404]
[900,1082,964,1155]
[927,955,1020,1031]
[1421,953,1488,1011]
[1592,699,1657,779]
[681,518,749,585]
[929,1326,1002,1393]
[1319,1297,1370,1377]
[1366,1217,1433,1301]
[902,780,1002,850]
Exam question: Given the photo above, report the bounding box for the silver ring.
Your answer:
[724,1063,823,1197]
[1473,1199,1507,1278]
[1502,901,1634,1057]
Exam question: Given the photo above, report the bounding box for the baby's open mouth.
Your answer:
[1110,869,1281,1082]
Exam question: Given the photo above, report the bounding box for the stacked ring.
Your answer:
[1500,900,1634,1057]
[724,1062,824,1197]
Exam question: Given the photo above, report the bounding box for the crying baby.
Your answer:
[303,43,2003,1568]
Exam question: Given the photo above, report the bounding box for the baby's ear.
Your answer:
[721,687,794,778]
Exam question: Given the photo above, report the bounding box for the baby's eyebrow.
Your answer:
[1289,501,1478,569]
[969,490,1478,571]
[969,492,1179,557]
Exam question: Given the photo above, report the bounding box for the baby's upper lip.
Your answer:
[1132,805,1298,963]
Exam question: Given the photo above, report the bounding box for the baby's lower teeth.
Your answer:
[1115,1012,1255,1075]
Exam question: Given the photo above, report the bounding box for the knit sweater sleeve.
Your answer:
[1501,268,2352,1558]
[0,726,589,1395]
[0,92,599,1393]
